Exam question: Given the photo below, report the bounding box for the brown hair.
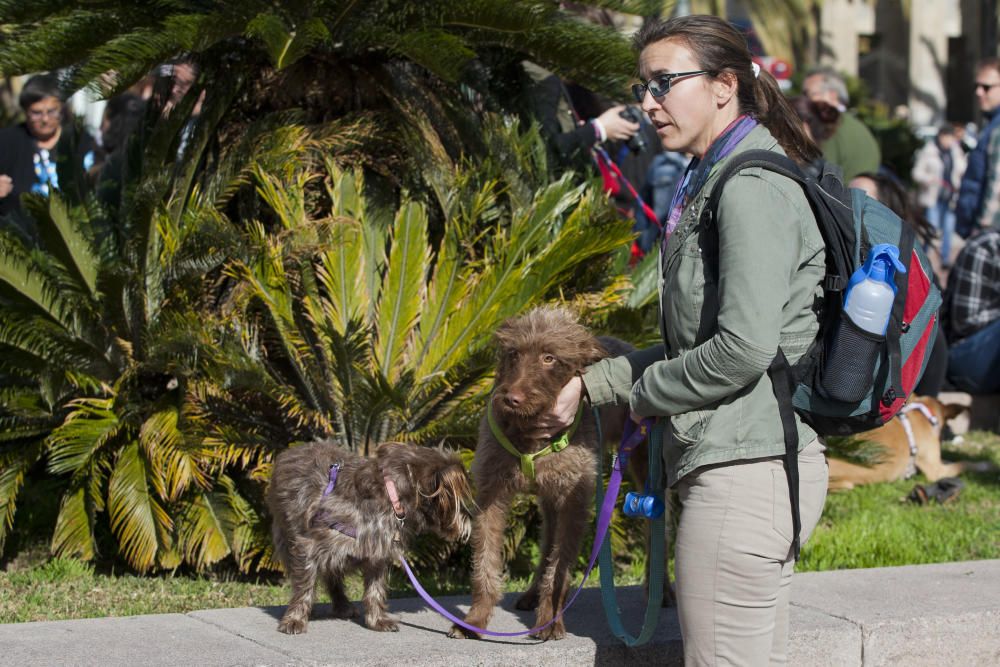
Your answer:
[977,57,1000,75]
[633,15,820,164]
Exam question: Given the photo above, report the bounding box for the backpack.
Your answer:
[703,150,942,555]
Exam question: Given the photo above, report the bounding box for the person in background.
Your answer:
[632,149,689,256]
[941,225,1000,394]
[912,125,966,268]
[789,95,841,179]
[955,58,1000,239]
[92,93,146,209]
[802,66,881,182]
[0,73,96,240]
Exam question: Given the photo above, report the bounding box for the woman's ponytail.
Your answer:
[753,69,822,165]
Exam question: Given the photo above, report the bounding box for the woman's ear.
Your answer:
[713,71,738,105]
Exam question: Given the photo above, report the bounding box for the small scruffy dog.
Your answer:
[268,440,472,634]
[448,305,638,641]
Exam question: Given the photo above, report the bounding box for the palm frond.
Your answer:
[0,441,44,553]
[107,439,173,572]
[375,201,430,383]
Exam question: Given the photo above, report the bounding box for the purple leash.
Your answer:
[398,417,654,638]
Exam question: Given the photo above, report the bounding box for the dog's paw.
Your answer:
[368,617,399,632]
[277,617,308,635]
[447,624,481,640]
[514,590,539,611]
[531,621,566,641]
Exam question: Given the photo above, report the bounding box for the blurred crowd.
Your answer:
[0,61,199,242]
[2,50,998,401]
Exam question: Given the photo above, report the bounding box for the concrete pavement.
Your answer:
[1,559,998,666]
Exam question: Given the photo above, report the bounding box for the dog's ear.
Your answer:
[429,463,472,534]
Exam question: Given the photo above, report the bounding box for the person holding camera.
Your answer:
[525,62,643,169]
[537,15,829,665]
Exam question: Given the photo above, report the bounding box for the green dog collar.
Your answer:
[487,399,584,480]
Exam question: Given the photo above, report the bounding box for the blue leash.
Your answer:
[595,414,666,646]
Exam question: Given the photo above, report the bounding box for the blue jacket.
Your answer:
[956,110,1000,237]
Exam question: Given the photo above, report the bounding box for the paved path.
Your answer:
[1,559,998,666]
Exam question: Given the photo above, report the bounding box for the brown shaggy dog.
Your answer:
[268,440,472,634]
[448,305,641,641]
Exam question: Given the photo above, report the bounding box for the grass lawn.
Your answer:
[2,431,997,624]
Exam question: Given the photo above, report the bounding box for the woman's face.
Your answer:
[638,38,727,157]
[26,96,63,142]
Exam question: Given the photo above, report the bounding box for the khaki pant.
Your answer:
[675,439,828,666]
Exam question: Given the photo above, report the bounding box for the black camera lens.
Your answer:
[618,107,646,153]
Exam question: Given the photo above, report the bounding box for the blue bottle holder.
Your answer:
[622,491,665,519]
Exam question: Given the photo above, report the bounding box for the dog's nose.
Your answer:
[503,392,524,408]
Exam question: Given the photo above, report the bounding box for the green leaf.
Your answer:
[47,397,120,476]
[0,441,44,553]
[178,487,236,570]
[246,13,330,70]
[51,484,96,561]
[108,440,172,572]
[375,201,429,382]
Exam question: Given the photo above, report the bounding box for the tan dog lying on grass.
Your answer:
[827,395,992,491]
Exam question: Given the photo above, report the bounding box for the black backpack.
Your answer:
[703,150,942,555]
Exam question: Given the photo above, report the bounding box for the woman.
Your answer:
[542,15,829,664]
[0,74,95,235]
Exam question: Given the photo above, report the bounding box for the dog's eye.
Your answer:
[541,354,556,365]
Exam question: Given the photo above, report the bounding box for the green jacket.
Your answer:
[583,126,826,486]
[821,111,881,183]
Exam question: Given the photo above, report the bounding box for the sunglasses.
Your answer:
[975,82,1000,92]
[28,108,61,120]
[632,70,713,102]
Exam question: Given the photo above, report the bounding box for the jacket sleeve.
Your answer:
[627,174,805,417]
[582,344,665,407]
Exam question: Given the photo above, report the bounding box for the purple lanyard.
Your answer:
[398,417,654,638]
[662,115,758,248]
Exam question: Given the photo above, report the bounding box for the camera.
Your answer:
[622,491,664,519]
[618,106,647,154]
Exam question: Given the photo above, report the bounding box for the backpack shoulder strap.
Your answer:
[702,149,807,226]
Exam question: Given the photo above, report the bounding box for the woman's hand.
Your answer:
[524,375,584,440]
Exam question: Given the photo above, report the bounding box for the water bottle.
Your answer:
[820,243,907,402]
[842,243,907,335]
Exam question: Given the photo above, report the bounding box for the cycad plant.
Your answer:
[204,118,634,458]
[0,88,334,571]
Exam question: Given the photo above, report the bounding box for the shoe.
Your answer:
[907,477,964,505]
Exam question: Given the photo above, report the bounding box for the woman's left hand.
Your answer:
[524,375,584,440]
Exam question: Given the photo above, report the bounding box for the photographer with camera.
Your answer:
[524,63,643,169]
